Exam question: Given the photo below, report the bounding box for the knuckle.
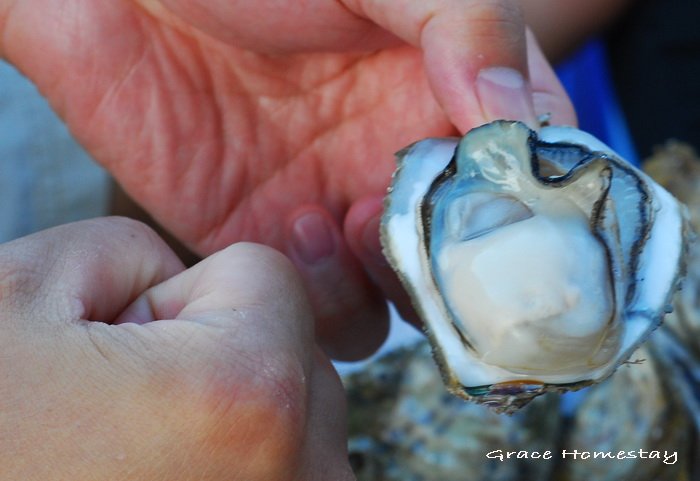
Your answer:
[466,0,524,24]
[0,239,51,311]
[226,242,299,281]
[218,242,309,307]
[59,216,166,257]
[78,216,176,268]
[87,216,162,246]
[420,0,527,64]
[0,261,43,310]
[463,0,525,39]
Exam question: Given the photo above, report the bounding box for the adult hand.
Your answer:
[1,217,351,481]
[0,0,575,359]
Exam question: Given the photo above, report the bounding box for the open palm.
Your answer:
[1,0,574,358]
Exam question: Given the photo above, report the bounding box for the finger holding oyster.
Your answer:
[381,120,689,413]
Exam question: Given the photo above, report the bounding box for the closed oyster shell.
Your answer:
[345,340,561,481]
[343,341,696,481]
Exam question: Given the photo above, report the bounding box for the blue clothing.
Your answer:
[556,40,639,166]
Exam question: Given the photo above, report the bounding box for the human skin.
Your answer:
[0,217,352,481]
[0,0,575,359]
[520,0,635,61]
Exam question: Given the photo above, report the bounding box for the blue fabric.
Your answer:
[0,60,110,242]
[555,40,639,166]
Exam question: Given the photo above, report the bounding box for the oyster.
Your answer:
[343,340,695,481]
[345,340,562,481]
[381,120,687,412]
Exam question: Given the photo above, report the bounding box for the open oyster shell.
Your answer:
[381,120,688,412]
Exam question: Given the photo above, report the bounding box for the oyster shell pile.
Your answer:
[381,121,688,412]
[344,339,695,481]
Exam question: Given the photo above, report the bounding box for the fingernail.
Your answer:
[476,67,537,128]
[290,211,335,265]
[362,214,387,266]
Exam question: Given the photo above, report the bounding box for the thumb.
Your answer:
[0,218,351,480]
[341,0,575,131]
[114,242,315,368]
[110,243,354,481]
[341,0,536,130]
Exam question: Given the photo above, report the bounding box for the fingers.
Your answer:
[0,216,185,324]
[340,0,535,131]
[0,217,190,479]
[341,0,574,131]
[0,221,353,480]
[283,205,390,361]
[108,242,353,480]
[344,196,422,328]
[116,243,315,354]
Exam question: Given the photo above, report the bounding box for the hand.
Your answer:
[0,0,575,359]
[1,217,351,481]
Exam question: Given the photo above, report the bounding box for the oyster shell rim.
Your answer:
[380,120,689,412]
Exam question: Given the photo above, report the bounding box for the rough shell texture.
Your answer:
[343,141,699,480]
[643,142,700,430]
[343,341,696,481]
[345,341,561,481]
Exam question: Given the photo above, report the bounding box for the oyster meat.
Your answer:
[381,120,688,412]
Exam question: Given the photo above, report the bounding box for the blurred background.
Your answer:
[1,1,699,478]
